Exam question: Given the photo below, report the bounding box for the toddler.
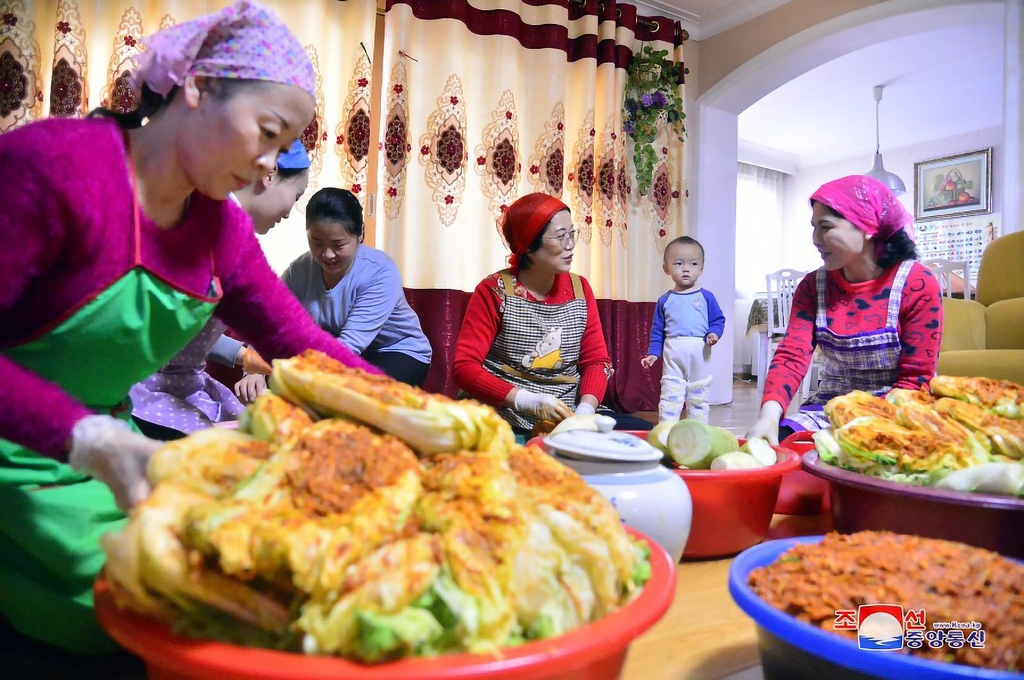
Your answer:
[642,236,725,423]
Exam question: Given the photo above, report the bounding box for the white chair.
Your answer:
[759,269,817,400]
[922,259,972,299]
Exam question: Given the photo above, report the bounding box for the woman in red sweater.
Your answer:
[452,193,614,436]
[747,175,942,444]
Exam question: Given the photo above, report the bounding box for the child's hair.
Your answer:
[810,200,918,268]
[306,187,364,242]
[663,236,705,263]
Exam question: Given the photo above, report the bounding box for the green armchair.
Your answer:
[937,231,1024,384]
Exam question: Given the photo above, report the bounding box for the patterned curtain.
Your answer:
[0,0,375,272]
[377,0,687,301]
[1,0,686,301]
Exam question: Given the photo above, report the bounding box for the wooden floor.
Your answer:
[635,375,764,435]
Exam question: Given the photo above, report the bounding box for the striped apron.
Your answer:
[470,270,587,433]
[783,260,914,432]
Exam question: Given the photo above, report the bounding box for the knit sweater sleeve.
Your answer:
[577,276,611,403]
[702,289,726,339]
[0,139,91,460]
[336,255,403,354]
[762,272,817,411]
[892,264,943,390]
[208,333,244,367]
[452,278,515,407]
[212,206,380,374]
[647,295,667,356]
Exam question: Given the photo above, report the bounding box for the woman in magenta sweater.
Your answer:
[747,175,943,445]
[0,2,376,654]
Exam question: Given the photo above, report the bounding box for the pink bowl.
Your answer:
[803,450,1024,559]
[95,528,676,680]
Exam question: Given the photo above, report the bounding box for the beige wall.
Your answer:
[683,38,699,128]
[694,0,887,98]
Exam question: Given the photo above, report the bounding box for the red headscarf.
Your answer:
[500,193,569,269]
[810,175,913,258]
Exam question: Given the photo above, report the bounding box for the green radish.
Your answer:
[741,437,777,466]
[709,426,740,458]
[710,451,761,470]
[648,421,674,454]
[666,421,738,469]
[666,420,713,468]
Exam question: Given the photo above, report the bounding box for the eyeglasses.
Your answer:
[544,229,578,247]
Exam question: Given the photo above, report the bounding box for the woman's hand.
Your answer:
[640,354,659,368]
[746,401,784,446]
[573,401,596,416]
[513,389,573,423]
[68,415,162,511]
[234,374,267,403]
[706,333,719,346]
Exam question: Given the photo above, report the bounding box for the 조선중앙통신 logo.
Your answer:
[833,605,986,652]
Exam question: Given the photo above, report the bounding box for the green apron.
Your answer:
[0,156,220,655]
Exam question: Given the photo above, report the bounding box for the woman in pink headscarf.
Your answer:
[0,1,378,653]
[747,175,943,444]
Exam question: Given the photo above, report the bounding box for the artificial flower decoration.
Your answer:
[623,44,686,195]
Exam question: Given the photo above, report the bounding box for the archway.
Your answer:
[687,0,1018,405]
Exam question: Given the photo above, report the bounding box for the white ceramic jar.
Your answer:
[543,430,692,563]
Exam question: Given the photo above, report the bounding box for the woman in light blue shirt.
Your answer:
[282,188,432,386]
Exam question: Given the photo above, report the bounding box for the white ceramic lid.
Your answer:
[543,429,663,463]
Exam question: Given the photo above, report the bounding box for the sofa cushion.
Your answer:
[939,297,987,352]
[976,231,1024,307]
[984,298,1024,350]
[403,288,472,398]
[937,349,1024,385]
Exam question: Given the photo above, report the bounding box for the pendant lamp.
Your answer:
[865,85,906,195]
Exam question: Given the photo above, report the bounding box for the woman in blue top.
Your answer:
[281,188,432,386]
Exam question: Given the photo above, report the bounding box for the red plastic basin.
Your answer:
[94,528,676,680]
[530,431,800,560]
[668,439,800,559]
[774,431,831,515]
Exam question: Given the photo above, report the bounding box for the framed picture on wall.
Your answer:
[913,148,993,221]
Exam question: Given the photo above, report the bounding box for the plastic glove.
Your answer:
[573,401,597,416]
[513,390,573,423]
[746,401,784,446]
[234,374,267,403]
[68,415,161,511]
[238,347,272,375]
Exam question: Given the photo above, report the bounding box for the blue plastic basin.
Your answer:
[729,536,1020,680]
